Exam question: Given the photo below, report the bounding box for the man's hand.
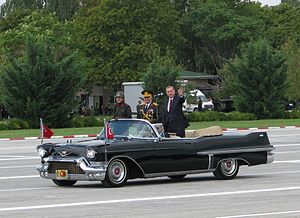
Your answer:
[177,87,184,96]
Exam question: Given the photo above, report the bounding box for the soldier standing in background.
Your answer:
[112,91,132,119]
[137,90,158,123]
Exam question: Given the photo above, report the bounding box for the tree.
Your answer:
[0,11,89,110]
[76,0,182,91]
[143,53,182,97]
[223,39,287,119]
[265,4,300,48]
[0,12,81,60]
[282,40,300,101]
[0,0,83,21]
[0,37,87,127]
[281,0,300,6]
[181,0,267,74]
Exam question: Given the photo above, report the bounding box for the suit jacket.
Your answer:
[112,102,132,118]
[162,95,189,134]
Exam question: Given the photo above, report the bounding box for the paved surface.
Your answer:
[0,129,299,218]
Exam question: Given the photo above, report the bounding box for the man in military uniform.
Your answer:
[137,90,158,123]
[112,91,132,119]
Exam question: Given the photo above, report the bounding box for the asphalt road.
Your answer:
[0,128,299,218]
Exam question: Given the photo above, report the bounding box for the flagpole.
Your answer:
[103,119,108,165]
[40,118,44,145]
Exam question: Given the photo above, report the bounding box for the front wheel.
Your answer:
[102,159,128,187]
[52,179,77,186]
[213,158,239,180]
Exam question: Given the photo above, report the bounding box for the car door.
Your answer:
[153,138,208,173]
[110,140,155,174]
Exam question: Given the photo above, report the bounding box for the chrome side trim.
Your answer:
[144,169,215,178]
[197,146,274,155]
[208,154,213,170]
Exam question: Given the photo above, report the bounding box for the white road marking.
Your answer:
[0,155,27,158]
[275,150,300,154]
[0,186,299,212]
[0,157,39,161]
[0,175,39,180]
[241,170,300,177]
[217,210,300,218]
[270,133,300,137]
[273,143,300,147]
[0,146,35,150]
[0,187,52,192]
[0,165,35,169]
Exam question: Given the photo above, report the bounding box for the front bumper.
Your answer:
[266,151,274,164]
[36,157,107,181]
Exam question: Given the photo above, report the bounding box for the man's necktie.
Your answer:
[169,98,173,112]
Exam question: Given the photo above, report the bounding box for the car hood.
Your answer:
[38,139,106,158]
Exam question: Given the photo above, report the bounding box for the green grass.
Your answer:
[0,127,102,139]
[0,119,300,139]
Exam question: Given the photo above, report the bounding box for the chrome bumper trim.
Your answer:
[266,152,274,164]
[36,157,107,181]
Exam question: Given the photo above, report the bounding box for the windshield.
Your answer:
[99,119,157,139]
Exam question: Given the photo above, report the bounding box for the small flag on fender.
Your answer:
[43,125,54,138]
[105,122,114,139]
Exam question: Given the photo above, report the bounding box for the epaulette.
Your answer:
[140,102,146,106]
[153,102,158,106]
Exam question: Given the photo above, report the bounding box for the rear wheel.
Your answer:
[102,159,128,187]
[52,179,77,186]
[213,158,239,180]
[168,175,186,180]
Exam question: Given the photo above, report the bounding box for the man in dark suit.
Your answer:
[162,86,189,137]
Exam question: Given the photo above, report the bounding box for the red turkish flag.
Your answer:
[105,122,114,139]
[43,125,54,138]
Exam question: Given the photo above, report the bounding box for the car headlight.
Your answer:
[86,149,97,159]
[37,148,47,158]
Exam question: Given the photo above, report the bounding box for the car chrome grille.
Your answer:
[48,162,85,174]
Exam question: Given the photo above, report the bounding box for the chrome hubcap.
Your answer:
[108,160,126,184]
[220,159,236,176]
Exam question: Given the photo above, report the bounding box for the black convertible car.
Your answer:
[36,119,274,187]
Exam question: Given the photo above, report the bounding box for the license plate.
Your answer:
[56,170,69,179]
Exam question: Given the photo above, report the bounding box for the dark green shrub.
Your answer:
[224,112,256,121]
[284,110,300,119]
[71,116,85,127]
[202,111,221,121]
[0,122,7,130]
[19,120,30,129]
[7,119,22,130]
[84,116,99,127]
[185,112,199,122]
[186,111,256,122]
